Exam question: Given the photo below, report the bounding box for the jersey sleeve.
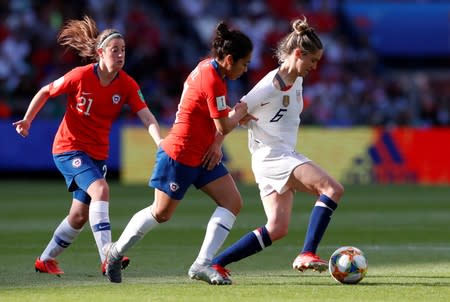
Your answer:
[242,72,278,114]
[202,70,230,119]
[124,75,148,113]
[48,68,80,97]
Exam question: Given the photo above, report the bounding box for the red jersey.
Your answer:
[161,59,230,166]
[49,64,147,160]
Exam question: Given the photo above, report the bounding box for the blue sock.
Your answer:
[212,226,272,267]
[301,194,338,254]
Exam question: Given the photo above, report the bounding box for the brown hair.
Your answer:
[275,17,323,63]
[57,15,123,62]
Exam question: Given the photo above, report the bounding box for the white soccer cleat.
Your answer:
[188,263,232,285]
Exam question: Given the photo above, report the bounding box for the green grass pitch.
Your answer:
[0,180,449,301]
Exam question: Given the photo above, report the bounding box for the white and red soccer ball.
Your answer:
[329,246,368,284]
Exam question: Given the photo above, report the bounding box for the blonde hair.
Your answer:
[57,15,123,62]
[275,17,323,63]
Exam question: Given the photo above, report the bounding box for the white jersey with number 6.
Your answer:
[241,69,311,197]
[242,69,304,153]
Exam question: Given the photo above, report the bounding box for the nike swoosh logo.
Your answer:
[261,102,270,106]
[82,92,92,95]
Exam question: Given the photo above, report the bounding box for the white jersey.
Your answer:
[242,69,311,198]
[243,69,304,154]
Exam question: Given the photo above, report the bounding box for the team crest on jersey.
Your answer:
[216,96,227,111]
[282,95,290,107]
[112,94,121,104]
[169,182,180,192]
[72,157,82,168]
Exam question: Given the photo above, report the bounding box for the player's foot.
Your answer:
[188,262,232,285]
[104,242,123,283]
[35,257,64,276]
[292,252,328,272]
[101,256,130,276]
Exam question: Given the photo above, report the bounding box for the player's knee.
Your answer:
[152,210,172,223]
[96,182,110,199]
[333,182,345,202]
[233,197,243,214]
[220,197,242,216]
[88,180,110,200]
[326,182,344,203]
[68,212,88,229]
[267,223,289,241]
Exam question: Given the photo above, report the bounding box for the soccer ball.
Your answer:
[329,246,368,284]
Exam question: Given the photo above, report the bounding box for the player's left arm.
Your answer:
[126,76,163,146]
[136,107,163,147]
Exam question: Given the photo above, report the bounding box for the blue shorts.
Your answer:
[149,148,228,200]
[53,151,107,204]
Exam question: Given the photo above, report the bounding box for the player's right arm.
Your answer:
[202,132,225,170]
[213,101,250,135]
[12,84,51,137]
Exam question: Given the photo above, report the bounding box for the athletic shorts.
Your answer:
[251,147,311,198]
[53,151,106,204]
[150,147,228,200]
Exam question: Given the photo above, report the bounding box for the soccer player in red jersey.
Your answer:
[104,21,255,284]
[13,16,162,276]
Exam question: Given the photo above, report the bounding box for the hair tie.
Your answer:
[97,32,122,49]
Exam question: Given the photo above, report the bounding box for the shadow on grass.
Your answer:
[242,273,450,287]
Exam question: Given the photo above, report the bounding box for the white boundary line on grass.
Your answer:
[323,244,450,251]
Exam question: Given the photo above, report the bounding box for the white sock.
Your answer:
[115,205,159,255]
[89,200,111,263]
[40,217,82,261]
[195,207,236,265]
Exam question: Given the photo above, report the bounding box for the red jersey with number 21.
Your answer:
[49,64,148,160]
[161,59,230,167]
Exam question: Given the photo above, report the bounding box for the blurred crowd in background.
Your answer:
[0,0,448,127]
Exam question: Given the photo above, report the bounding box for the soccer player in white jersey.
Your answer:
[210,17,344,284]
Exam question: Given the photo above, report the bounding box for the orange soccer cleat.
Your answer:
[292,252,328,272]
[35,257,64,276]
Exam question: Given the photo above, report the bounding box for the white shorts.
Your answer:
[251,147,311,198]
